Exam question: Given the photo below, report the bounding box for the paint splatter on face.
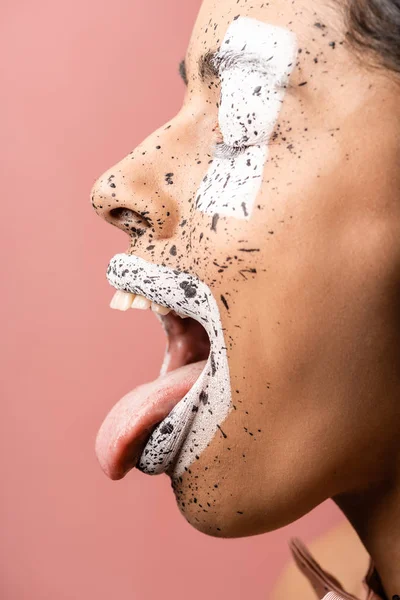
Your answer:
[196,17,297,219]
[92,0,400,538]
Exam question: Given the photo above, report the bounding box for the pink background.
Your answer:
[1,1,342,598]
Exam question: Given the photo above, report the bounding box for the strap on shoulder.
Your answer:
[289,537,361,600]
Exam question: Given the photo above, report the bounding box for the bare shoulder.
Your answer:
[270,519,370,600]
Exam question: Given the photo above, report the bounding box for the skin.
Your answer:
[91,0,400,595]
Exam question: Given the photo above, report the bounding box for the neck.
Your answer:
[335,477,400,599]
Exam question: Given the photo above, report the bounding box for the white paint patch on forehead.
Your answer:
[196,16,297,220]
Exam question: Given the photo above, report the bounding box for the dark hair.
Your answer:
[346,0,400,75]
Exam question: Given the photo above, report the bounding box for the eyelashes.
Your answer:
[211,122,249,159]
[212,141,249,159]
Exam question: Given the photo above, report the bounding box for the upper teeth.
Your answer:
[110,290,188,318]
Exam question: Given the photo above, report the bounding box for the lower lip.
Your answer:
[136,359,210,476]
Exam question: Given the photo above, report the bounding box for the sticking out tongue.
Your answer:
[95,360,207,480]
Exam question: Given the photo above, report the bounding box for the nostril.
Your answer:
[109,207,152,235]
[110,207,136,222]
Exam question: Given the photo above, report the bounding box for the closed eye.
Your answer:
[211,121,250,159]
[213,141,249,159]
[178,61,247,158]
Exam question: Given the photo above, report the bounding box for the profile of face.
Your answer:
[92,0,400,538]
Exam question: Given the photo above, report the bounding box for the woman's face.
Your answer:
[92,0,400,537]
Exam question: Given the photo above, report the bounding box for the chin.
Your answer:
[169,472,288,539]
[169,458,320,538]
[176,500,257,539]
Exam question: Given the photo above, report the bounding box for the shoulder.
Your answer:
[270,519,370,600]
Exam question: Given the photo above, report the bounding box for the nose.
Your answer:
[91,127,181,242]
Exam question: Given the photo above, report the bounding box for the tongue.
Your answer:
[95,360,207,480]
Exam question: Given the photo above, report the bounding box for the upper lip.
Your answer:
[107,253,208,324]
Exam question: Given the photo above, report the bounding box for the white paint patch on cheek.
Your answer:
[196,16,297,220]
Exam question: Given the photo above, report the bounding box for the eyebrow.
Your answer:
[179,50,219,86]
[178,49,278,86]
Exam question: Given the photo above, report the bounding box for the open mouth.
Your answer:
[155,308,211,376]
[95,253,231,480]
[95,301,211,480]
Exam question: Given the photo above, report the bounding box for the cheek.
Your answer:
[195,147,268,219]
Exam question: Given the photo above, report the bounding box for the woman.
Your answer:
[91,0,400,597]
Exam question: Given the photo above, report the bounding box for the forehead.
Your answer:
[186,0,344,75]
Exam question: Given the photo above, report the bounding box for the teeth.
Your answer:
[131,295,152,310]
[151,302,171,316]
[110,290,135,311]
[110,291,189,318]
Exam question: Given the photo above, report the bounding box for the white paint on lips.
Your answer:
[196,16,297,220]
[106,253,232,477]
